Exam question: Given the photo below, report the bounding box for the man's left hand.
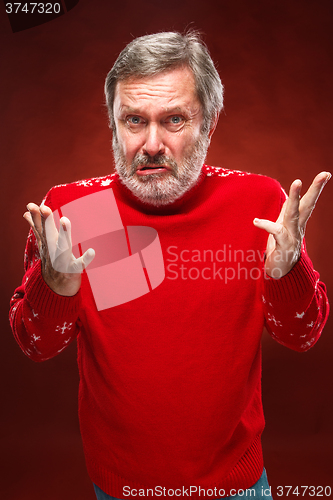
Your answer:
[253,171,331,278]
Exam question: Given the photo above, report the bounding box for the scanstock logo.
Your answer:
[46,189,165,311]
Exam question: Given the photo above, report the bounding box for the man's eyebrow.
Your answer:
[163,106,185,114]
[118,105,140,114]
[118,105,189,115]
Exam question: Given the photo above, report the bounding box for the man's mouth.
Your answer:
[136,165,170,176]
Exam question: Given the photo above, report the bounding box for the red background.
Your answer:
[1,0,332,499]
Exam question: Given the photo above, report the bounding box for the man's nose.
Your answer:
[142,124,165,157]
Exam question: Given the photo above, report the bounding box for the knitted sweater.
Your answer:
[10,166,329,499]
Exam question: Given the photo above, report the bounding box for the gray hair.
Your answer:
[104,31,224,133]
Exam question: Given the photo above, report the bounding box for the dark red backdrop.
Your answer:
[1,1,332,499]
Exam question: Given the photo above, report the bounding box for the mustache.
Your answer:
[131,154,179,177]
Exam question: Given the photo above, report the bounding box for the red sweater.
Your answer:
[10,166,329,498]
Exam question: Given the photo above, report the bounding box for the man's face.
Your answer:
[112,66,211,206]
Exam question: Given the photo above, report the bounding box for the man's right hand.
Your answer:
[23,203,95,297]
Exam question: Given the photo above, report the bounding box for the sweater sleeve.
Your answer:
[262,247,329,352]
[9,191,82,362]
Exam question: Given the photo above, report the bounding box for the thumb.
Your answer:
[82,248,95,269]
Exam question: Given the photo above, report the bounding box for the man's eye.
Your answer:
[127,116,143,125]
[169,116,183,124]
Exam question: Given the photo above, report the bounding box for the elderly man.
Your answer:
[10,32,330,500]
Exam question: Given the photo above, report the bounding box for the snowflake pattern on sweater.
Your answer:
[9,165,330,498]
[10,166,329,356]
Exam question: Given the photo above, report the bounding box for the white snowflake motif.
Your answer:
[55,322,73,335]
[32,334,41,341]
[306,321,315,328]
[295,311,305,319]
[267,313,282,327]
[301,338,316,350]
[100,178,113,186]
[74,173,117,189]
[32,309,39,318]
[205,166,250,178]
[75,179,94,187]
[218,168,249,177]
[10,303,18,321]
[29,340,42,354]
[63,338,71,345]
[261,295,266,304]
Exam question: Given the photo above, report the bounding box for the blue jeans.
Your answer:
[93,468,273,499]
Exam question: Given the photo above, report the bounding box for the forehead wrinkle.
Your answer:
[122,88,192,104]
[114,67,202,119]
[118,71,197,102]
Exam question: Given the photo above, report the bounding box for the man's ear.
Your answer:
[208,114,219,140]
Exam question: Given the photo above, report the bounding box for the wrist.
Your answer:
[42,265,81,297]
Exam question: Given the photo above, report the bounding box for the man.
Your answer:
[10,31,330,499]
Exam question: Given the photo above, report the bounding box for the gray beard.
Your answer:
[112,133,210,206]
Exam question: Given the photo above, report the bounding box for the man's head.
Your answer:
[105,31,224,206]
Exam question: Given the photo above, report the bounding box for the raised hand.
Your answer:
[253,172,331,279]
[23,203,95,296]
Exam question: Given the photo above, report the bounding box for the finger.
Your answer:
[56,217,72,254]
[298,171,331,228]
[60,217,72,247]
[67,249,95,274]
[282,179,302,235]
[39,204,53,220]
[23,211,35,229]
[79,248,96,272]
[253,218,284,237]
[82,248,95,268]
[26,202,43,238]
[25,203,45,249]
[23,211,42,248]
[51,217,73,271]
[253,218,294,252]
[43,210,59,262]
